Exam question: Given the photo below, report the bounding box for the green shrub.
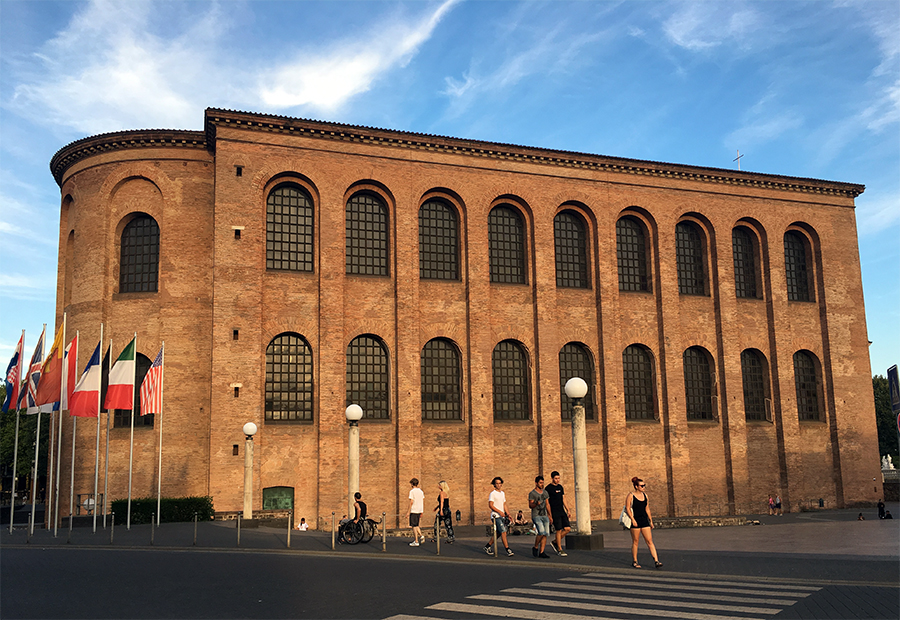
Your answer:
[109,496,214,524]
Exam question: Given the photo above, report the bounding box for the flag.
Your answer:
[62,335,78,410]
[35,323,65,407]
[70,343,101,418]
[22,327,45,414]
[2,333,24,412]
[104,337,135,410]
[140,346,163,416]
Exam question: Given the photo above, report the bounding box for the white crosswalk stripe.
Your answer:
[384,570,822,620]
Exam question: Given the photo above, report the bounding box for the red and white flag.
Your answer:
[70,342,101,418]
[140,345,163,416]
[104,337,135,410]
[62,335,78,411]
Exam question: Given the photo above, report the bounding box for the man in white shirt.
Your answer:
[406,478,426,546]
[484,476,514,556]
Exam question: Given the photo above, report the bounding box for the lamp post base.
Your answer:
[565,533,604,550]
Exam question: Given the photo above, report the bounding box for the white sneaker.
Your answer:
[420,535,426,542]
[409,540,420,546]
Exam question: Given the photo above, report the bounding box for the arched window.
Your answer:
[741,349,770,421]
[616,216,650,292]
[623,345,656,421]
[119,214,159,293]
[419,200,459,280]
[265,334,313,422]
[559,343,595,420]
[492,340,530,420]
[732,227,759,299]
[793,350,821,421]
[488,206,526,284]
[110,353,154,428]
[346,335,389,419]
[683,346,715,420]
[784,231,811,301]
[675,222,706,295]
[266,184,313,272]
[346,193,389,276]
[421,339,462,420]
[554,211,589,288]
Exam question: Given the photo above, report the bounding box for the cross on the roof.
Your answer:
[733,150,744,171]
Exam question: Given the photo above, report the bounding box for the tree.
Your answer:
[0,385,51,481]
[873,375,899,465]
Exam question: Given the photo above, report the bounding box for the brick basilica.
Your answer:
[48,107,881,527]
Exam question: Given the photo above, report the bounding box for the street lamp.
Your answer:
[564,377,591,537]
[345,404,363,519]
[242,422,258,520]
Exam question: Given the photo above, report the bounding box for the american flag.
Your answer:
[140,345,164,416]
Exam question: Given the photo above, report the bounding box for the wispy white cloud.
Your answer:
[856,192,900,237]
[662,1,765,52]
[5,0,459,133]
[261,0,459,112]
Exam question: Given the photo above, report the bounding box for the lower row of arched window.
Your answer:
[265,334,825,425]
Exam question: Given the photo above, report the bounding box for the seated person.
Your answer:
[514,509,527,526]
[353,492,367,523]
[298,517,309,531]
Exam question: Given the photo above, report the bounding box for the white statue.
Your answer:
[889,455,895,470]
[884,455,896,470]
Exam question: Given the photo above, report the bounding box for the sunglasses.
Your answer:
[639,484,646,488]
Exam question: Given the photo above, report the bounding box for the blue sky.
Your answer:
[1,0,897,376]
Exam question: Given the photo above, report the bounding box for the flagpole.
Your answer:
[103,339,111,529]
[29,323,46,537]
[47,411,55,534]
[53,316,68,536]
[8,330,24,534]
[68,413,77,536]
[127,333,136,530]
[156,342,165,526]
[93,325,104,533]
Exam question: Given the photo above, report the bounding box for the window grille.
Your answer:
[120,215,159,293]
[266,184,314,272]
[793,351,821,421]
[419,201,459,280]
[616,217,650,291]
[740,349,769,421]
[732,227,758,299]
[623,345,656,420]
[488,206,526,284]
[554,212,589,288]
[559,343,595,420]
[346,193,389,276]
[421,339,462,420]
[676,222,706,295]
[346,336,389,419]
[111,354,154,428]
[784,232,811,301]
[265,334,314,422]
[683,347,715,420]
[492,340,530,420]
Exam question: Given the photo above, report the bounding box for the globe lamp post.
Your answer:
[242,422,258,520]
[345,404,363,519]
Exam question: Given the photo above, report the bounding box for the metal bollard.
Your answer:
[492,518,498,557]
[150,513,155,546]
[193,513,198,546]
[237,513,241,547]
[435,514,440,556]
[331,512,335,550]
[381,512,386,552]
[110,513,115,545]
[286,510,292,549]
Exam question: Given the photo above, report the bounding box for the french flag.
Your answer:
[70,342,101,418]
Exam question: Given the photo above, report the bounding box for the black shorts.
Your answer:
[551,511,570,531]
[409,513,421,527]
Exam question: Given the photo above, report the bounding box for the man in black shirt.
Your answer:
[545,470,571,556]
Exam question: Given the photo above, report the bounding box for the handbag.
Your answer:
[618,506,632,529]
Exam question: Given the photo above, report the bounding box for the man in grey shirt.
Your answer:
[528,474,552,558]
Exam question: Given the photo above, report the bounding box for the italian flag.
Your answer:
[104,337,135,410]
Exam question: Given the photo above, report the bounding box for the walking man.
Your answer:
[528,475,551,558]
[406,478,425,546]
[545,470,571,556]
[484,477,514,556]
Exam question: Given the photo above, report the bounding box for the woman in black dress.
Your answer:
[434,480,455,543]
[625,476,662,568]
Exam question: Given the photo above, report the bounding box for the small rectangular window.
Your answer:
[233,329,239,341]
[234,387,240,398]
[235,166,243,177]
[232,444,239,456]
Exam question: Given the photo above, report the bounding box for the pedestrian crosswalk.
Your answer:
[385,570,821,619]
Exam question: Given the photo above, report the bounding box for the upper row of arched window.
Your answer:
[116,186,816,304]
